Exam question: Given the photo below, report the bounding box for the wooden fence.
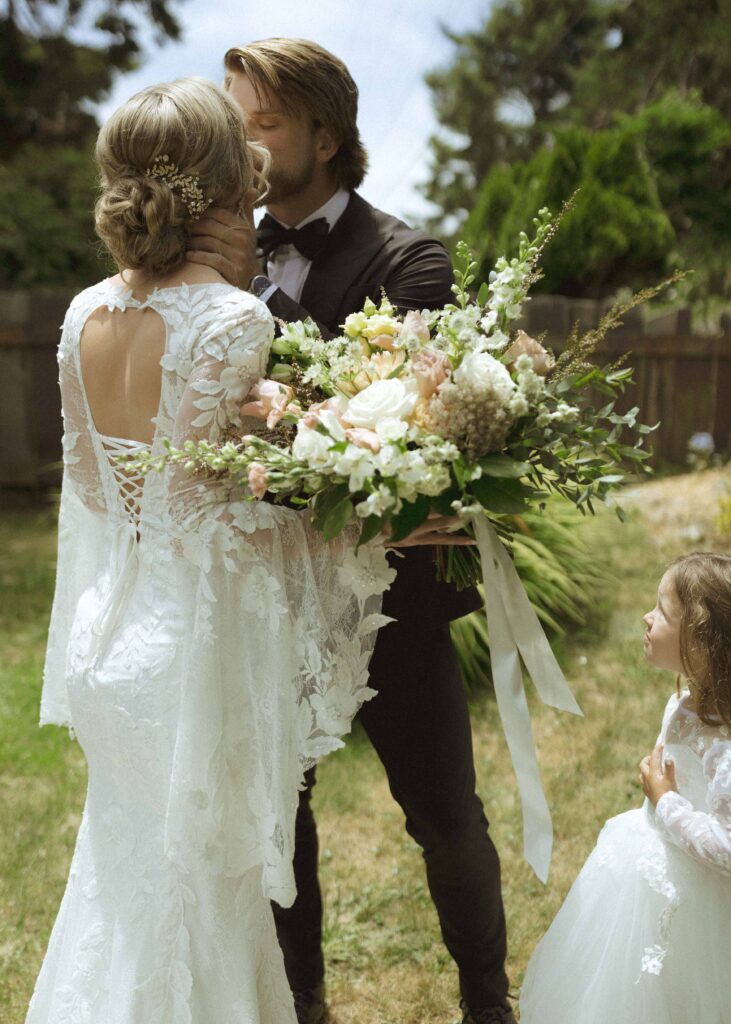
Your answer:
[0,288,729,492]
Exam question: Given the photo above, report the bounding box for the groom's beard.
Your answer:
[258,152,317,207]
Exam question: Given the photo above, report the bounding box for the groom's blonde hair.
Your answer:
[224,39,368,191]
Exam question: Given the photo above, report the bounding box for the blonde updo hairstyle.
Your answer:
[95,77,270,276]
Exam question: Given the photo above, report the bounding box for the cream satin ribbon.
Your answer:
[471,515,583,883]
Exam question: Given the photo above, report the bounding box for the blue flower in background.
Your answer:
[688,432,715,454]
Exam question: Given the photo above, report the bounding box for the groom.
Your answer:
[187,38,515,1024]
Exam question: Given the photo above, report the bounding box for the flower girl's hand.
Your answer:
[639,743,678,806]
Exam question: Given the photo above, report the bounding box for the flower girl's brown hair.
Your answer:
[669,552,731,727]
[95,77,270,276]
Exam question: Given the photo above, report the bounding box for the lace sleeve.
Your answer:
[174,296,272,443]
[655,740,731,876]
[161,293,396,906]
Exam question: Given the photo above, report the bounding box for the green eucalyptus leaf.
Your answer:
[479,454,531,478]
[313,483,350,529]
[322,497,354,540]
[470,475,529,514]
[388,494,431,543]
[357,514,384,548]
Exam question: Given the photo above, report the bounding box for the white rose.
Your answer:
[343,378,417,428]
[453,351,515,399]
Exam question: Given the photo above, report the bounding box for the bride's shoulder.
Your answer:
[61,276,122,332]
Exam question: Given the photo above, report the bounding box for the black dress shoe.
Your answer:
[459,998,517,1024]
[292,982,330,1024]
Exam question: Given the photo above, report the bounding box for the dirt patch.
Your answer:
[620,466,731,550]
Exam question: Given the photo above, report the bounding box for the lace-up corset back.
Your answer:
[58,277,264,528]
[98,435,149,526]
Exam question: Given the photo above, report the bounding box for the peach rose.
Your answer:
[412,348,451,398]
[240,378,297,429]
[504,331,555,376]
[345,427,382,452]
[370,333,396,351]
[400,309,431,344]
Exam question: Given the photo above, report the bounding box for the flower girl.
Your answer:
[519,552,731,1024]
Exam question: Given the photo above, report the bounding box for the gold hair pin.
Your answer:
[145,154,212,220]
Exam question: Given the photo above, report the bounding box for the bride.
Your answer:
[26,77,406,1023]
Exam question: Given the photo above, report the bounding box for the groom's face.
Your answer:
[227,72,318,205]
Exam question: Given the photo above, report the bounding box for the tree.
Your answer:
[0,0,182,285]
[424,0,608,217]
[462,92,731,299]
[424,0,731,302]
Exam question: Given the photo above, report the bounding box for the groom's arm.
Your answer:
[187,207,455,330]
[378,230,455,314]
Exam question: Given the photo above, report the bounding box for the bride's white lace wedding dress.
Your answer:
[26,279,394,1024]
[519,691,731,1024]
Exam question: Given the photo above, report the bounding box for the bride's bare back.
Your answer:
[79,264,226,444]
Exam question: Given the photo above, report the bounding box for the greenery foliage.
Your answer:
[425,0,731,303]
[0,0,182,287]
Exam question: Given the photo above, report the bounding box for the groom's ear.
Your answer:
[314,126,341,166]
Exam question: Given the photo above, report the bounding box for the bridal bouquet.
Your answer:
[126,205,670,882]
[139,207,657,587]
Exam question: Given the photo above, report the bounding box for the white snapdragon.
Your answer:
[475,328,510,353]
[535,401,581,428]
[355,485,400,518]
[554,401,580,422]
[333,444,376,492]
[292,424,338,467]
[375,443,408,477]
[512,357,546,405]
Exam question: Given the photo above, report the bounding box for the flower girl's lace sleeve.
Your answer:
[655,739,731,876]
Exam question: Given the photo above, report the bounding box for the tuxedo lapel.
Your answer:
[300,193,391,327]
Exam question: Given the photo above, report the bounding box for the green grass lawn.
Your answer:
[0,495,724,1023]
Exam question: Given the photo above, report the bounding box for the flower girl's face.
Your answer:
[642,572,683,673]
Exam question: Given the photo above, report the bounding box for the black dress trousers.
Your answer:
[272,550,509,1010]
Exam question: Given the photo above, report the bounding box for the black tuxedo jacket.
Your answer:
[263,192,481,625]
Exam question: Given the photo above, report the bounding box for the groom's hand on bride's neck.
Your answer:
[187,188,261,290]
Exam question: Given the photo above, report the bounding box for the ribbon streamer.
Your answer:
[471,515,583,883]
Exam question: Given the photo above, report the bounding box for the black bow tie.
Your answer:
[257,214,330,261]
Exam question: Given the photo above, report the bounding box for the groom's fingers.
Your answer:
[387,533,477,548]
[187,206,260,288]
[192,207,249,233]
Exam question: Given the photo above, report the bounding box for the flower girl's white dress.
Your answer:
[26,280,393,1024]
[519,691,731,1024]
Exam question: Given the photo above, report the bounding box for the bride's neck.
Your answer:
[118,261,225,299]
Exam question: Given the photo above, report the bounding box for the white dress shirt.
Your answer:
[261,188,350,304]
